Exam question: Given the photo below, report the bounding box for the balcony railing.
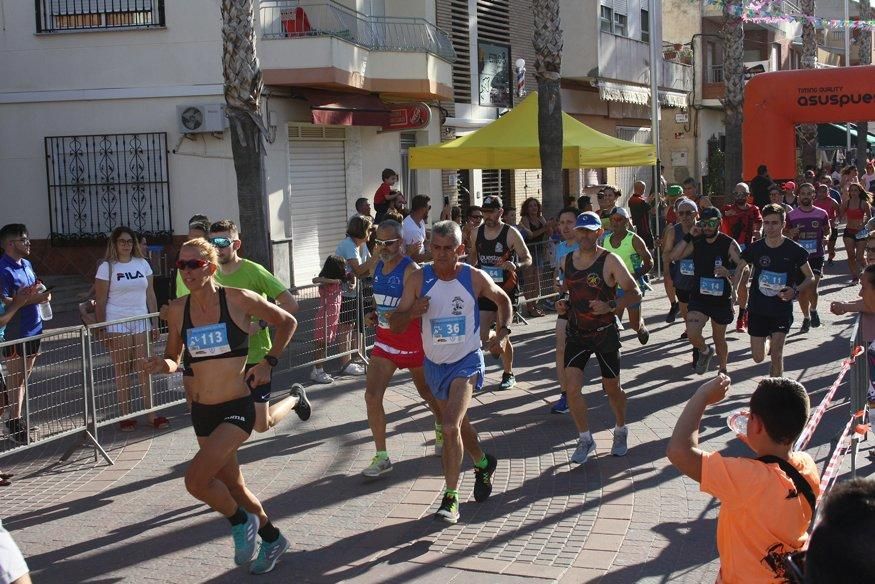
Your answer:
[259,0,455,62]
[708,65,724,84]
[35,0,165,33]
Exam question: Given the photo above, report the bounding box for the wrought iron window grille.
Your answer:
[35,0,166,34]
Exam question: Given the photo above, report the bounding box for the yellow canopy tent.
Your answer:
[409,92,656,169]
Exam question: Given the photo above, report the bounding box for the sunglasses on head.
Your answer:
[176,259,210,271]
[374,238,399,246]
[209,237,233,249]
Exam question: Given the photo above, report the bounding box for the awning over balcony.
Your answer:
[599,81,650,106]
[659,90,688,109]
[292,89,390,127]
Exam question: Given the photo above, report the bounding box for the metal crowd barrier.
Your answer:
[846,315,870,478]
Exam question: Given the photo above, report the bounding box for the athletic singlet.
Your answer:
[476,223,518,291]
[420,264,480,364]
[690,233,733,302]
[373,257,422,353]
[603,231,640,276]
[564,251,616,333]
[181,287,249,365]
[846,204,867,223]
[669,223,697,291]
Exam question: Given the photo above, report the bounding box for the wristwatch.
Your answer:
[498,325,512,335]
[263,355,279,368]
[607,300,618,310]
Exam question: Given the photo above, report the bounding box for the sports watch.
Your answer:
[263,355,279,368]
[607,300,618,310]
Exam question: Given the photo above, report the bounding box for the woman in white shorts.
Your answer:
[95,226,165,431]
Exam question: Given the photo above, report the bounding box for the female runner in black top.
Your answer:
[143,238,296,575]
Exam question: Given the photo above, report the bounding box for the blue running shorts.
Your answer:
[424,350,485,400]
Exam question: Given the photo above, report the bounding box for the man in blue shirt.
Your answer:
[0,224,50,443]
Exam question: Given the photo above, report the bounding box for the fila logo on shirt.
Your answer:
[116,271,146,281]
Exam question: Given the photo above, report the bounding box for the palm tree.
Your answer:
[722,0,745,193]
[856,0,872,172]
[800,0,817,170]
[533,0,563,219]
[221,0,271,269]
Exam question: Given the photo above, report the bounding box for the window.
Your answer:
[36,0,165,33]
[641,9,649,42]
[600,6,613,33]
[44,133,172,244]
[613,12,627,37]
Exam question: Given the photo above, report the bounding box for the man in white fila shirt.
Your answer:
[390,220,510,524]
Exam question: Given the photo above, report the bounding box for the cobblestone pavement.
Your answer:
[1,268,872,583]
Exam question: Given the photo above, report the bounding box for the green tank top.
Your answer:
[604,231,640,275]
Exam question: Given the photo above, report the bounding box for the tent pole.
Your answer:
[649,3,662,278]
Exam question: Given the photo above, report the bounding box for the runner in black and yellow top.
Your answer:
[209,220,310,433]
[144,238,297,575]
[602,207,653,345]
[557,212,640,465]
[467,195,532,391]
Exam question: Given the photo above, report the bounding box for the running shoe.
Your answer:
[361,455,393,478]
[570,435,596,464]
[551,393,569,414]
[735,312,748,333]
[473,453,497,502]
[231,511,259,566]
[498,372,516,390]
[665,302,680,323]
[342,362,366,376]
[695,345,714,375]
[637,325,650,345]
[434,424,444,456]
[250,533,289,575]
[691,347,699,369]
[811,310,821,328]
[435,493,460,523]
[611,426,629,457]
[310,369,334,384]
[800,318,811,334]
[290,384,311,421]
[543,299,556,312]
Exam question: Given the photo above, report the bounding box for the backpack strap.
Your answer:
[758,455,817,522]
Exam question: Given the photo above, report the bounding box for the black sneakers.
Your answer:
[473,453,497,502]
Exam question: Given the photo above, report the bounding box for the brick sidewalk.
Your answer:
[1,268,872,583]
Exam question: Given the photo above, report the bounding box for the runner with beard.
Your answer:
[662,198,699,365]
[721,182,762,333]
[786,183,830,333]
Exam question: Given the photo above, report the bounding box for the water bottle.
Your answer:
[36,282,53,321]
[714,256,723,276]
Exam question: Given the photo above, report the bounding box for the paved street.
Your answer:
[1,267,872,583]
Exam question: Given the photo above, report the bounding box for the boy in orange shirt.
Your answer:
[667,375,819,583]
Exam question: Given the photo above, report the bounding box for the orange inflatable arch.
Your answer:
[742,65,875,179]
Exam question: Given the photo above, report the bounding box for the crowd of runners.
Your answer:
[4,161,874,581]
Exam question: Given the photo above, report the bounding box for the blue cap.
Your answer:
[574,211,602,231]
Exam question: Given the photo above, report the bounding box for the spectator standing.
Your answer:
[0,224,51,444]
[627,181,654,250]
[750,164,773,209]
[373,168,400,223]
[402,195,431,263]
[667,376,819,584]
[311,255,346,384]
[94,226,164,431]
[461,206,483,254]
[576,195,593,213]
[519,197,553,317]
[0,284,37,451]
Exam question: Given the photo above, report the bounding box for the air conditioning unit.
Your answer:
[176,104,228,134]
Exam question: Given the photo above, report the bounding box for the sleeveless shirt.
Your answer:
[181,287,249,365]
[420,264,480,364]
[373,257,422,353]
[564,251,616,334]
[476,224,518,293]
[603,231,640,276]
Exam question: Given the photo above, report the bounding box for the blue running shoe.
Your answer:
[551,394,569,414]
[250,533,290,575]
[231,511,259,566]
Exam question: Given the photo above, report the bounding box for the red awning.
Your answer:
[293,89,390,127]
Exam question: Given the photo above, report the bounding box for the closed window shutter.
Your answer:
[450,0,471,103]
[476,0,510,44]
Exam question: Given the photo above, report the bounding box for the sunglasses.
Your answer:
[176,259,210,271]
[374,238,399,247]
[699,219,721,227]
[209,237,233,249]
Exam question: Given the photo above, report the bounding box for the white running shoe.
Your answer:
[611,426,629,456]
[571,435,597,464]
[342,362,366,376]
[310,369,334,384]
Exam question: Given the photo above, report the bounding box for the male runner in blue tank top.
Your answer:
[361,220,443,478]
[557,212,641,464]
[391,220,510,524]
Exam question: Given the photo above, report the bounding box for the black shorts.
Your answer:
[748,311,793,337]
[2,339,41,359]
[676,288,691,304]
[244,363,271,403]
[479,291,518,312]
[808,256,824,276]
[564,324,621,379]
[687,300,735,326]
[191,396,256,437]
